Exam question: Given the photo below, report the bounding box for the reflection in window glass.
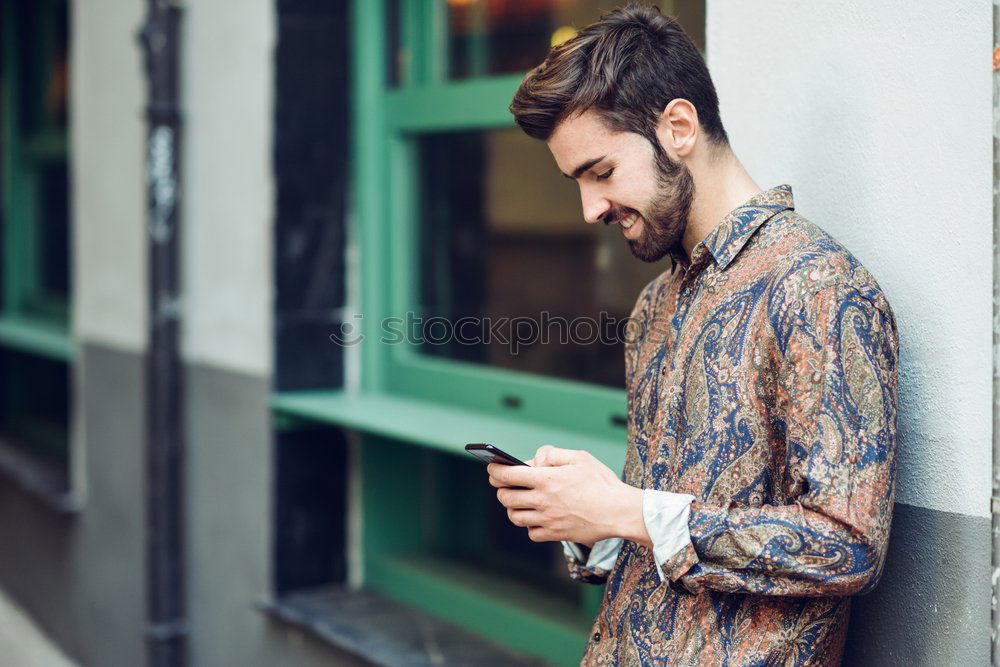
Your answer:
[446,0,705,80]
[417,129,664,387]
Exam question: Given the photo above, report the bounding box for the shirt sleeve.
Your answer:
[660,276,900,597]
[643,489,696,582]
[561,538,624,584]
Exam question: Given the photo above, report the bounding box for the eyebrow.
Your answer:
[562,155,607,180]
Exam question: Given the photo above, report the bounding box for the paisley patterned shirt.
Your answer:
[565,184,900,666]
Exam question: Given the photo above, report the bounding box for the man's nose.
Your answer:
[580,186,611,224]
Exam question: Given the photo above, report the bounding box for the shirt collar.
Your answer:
[693,184,795,271]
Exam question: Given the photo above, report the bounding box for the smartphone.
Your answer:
[465,443,528,466]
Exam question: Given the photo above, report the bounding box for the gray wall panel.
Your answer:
[184,358,366,667]
[0,343,146,667]
[845,503,990,665]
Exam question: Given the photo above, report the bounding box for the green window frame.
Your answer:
[350,4,622,662]
[0,0,73,362]
[272,2,702,663]
[355,1,629,453]
[0,0,74,493]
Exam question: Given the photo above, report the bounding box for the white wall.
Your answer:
[71,0,147,353]
[73,0,275,379]
[181,0,275,377]
[707,0,991,519]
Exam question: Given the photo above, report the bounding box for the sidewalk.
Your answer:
[0,588,78,666]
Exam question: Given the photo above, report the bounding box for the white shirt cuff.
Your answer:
[561,537,624,571]
[642,489,696,583]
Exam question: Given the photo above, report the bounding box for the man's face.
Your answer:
[547,109,694,263]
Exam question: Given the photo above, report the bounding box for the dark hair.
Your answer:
[509,3,729,149]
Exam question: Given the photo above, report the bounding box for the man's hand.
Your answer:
[486,445,648,547]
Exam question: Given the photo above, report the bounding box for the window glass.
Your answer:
[445,0,704,80]
[14,0,69,138]
[4,0,72,317]
[39,162,70,299]
[0,347,70,469]
[417,128,663,387]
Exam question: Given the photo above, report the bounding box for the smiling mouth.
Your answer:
[604,209,641,229]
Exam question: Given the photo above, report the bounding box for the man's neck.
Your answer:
[681,149,762,262]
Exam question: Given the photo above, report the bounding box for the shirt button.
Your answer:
[592,631,602,643]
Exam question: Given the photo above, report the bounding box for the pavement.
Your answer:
[0,588,78,666]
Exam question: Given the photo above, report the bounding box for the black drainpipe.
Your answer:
[138,1,187,666]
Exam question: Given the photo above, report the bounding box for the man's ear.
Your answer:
[655,98,698,158]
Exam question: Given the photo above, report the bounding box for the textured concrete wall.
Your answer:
[71,0,147,353]
[707,1,991,663]
[180,0,275,377]
[708,0,991,518]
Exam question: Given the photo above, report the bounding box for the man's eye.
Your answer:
[596,168,614,181]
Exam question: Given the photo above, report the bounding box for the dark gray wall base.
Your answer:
[184,355,362,667]
[0,343,364,667]
[844,502,990,666]
[0,342,146,667]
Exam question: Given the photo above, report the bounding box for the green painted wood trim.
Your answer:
[366,552,590,667]
[2,0,71,316]
[2,0,29,314]
[383,74,522,132]
[347,6,616,660]
[421,0,446,84]
[352,0,391,392]
[0,314,74,361]
[360,435,426,556]
[401,0,444,85]
[385,349,629,442]
[271,389,626,470]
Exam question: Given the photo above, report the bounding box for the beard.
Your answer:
[603,142,695,264]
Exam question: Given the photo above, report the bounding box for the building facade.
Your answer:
[0,1,989,665]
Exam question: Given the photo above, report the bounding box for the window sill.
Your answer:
[270,389,626,470]
[0,437,77,513]
[0,315,73,362]
[260,585,547,666]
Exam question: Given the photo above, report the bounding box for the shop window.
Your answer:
[0,0,73,498]
[417,127,659,387]
[273,1,706,664]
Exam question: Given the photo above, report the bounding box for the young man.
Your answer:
[485,3,899,665]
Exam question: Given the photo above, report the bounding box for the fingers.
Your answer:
[486,462,535,488]
[496,487,540,509]
[532,445,582,467]
[526,526,554,542]
[507,509,558,541]
[506,508,542,527]
[532,444,555,467]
